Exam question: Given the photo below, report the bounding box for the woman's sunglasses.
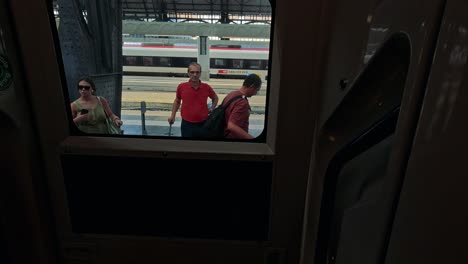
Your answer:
[78,85,91,90]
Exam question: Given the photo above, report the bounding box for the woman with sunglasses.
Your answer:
[70,77,123,134]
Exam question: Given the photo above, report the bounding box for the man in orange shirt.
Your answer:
[223,74,262,139]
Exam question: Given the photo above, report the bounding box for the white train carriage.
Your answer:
[122,43,269,79]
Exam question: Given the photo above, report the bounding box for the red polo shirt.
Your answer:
[176,80,216,123]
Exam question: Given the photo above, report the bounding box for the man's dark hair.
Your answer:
[243,74,262,89]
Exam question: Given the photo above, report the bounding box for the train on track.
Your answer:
[122,42,269,79]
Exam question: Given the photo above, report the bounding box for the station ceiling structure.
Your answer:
[52,0,272,39]
[121,0,273,24]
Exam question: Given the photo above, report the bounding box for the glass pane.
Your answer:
[51,0,272,141]
[142,57,154,66]
[124,56,137,66]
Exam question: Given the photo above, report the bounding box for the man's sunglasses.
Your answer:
[78,85,91,90]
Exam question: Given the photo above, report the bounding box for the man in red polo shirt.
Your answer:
[168,62,219,137]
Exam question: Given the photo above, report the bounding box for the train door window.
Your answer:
[314,33,411,264]
[172,57,195,68]
[142,56,154,66]
[213,58,228,68]
[124,56,137,66]
[247,60,262,69]
[232,59,244,69]
[50,1,273,142]
[157,57,172,67]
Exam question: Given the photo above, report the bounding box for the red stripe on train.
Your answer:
[123,44,269,51]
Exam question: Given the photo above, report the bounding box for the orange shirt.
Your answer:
[223,91,250,138]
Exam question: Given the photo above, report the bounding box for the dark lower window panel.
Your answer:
[61,155,272,241]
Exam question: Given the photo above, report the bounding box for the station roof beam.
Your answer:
[121,0,272,24]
